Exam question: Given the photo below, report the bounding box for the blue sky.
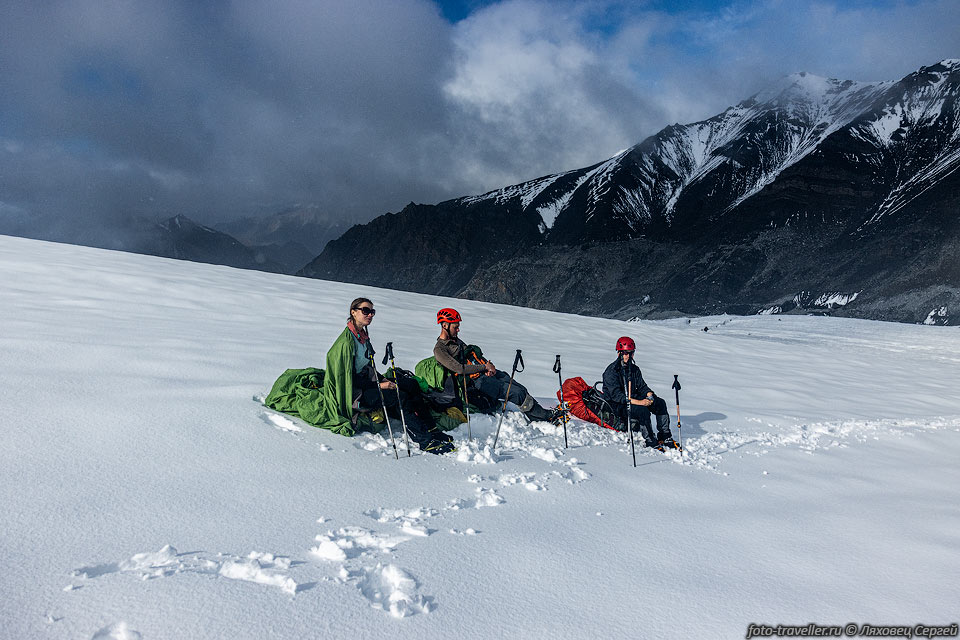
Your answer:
[0,0,957,233]
[436,0,764,22]
[437,0,927,21]
[436,0,494,22]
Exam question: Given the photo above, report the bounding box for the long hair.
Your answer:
[347,297,373,324]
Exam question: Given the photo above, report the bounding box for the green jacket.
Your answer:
[264,326,360,436]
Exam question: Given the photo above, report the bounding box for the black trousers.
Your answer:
[356,376,446,445]
[616,397,672,445]
[472,370,529,407]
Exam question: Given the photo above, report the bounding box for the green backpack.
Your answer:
[414,356,448,391]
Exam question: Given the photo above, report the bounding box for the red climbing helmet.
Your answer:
[437,308,462,324]
[616,336,636,352]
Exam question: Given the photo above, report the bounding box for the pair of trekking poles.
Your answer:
[368,340,512,459]
[367,340,520,459]
[556,354,683,468]
[450,347,527,450]
[368,341,411,460]
[621,372,684,468]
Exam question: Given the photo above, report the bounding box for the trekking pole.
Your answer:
[492,349,523,451]
[672,374,682,458]
[553,355,568,448]
[368,348,399,460]
[462,374,472,442]
[624,372,637,468]
[381,342,411,457]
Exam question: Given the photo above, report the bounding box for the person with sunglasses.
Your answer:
[324,297,454,454]
[601,336,678,452]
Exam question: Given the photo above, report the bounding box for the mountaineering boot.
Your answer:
[520,394,555,423]
[423,438,456,455]
[548,406,566,426]
[645,439,664,452]
[660,437,681,452]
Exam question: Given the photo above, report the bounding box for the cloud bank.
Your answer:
[1,0,957,235]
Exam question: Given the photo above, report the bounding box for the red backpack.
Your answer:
[557,377,621,431]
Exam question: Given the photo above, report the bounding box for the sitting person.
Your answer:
[329,297,454,454]
[601,336,679,451]
[433,307,556,423]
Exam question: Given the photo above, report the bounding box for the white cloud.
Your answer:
[440,0,663,191]
[0,0,957,235]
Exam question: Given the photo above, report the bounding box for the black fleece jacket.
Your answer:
[602,358,653,405]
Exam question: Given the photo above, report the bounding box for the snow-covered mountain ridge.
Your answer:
[850,59,960,225]
[455,62,955,240]
[303,59,960,325]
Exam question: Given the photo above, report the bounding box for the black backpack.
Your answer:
[581,384,623,431]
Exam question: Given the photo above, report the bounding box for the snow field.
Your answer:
[1,235,959,639]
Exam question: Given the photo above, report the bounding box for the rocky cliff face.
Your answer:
[301,60,960,325]
[300,199,544,296]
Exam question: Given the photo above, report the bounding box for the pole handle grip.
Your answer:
[381,341,394,366]
[513,349,524,373]
[552,354,561,374]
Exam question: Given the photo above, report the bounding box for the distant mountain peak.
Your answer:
[162,214,218,235]
[164,213,195,229]
[926,58,960,71]
[745,71,886,112]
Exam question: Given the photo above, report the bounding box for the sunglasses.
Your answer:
[353,307,376,316]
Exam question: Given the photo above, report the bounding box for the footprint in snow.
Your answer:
[345,563,435,618]
[71,546,299,595]
[311,524,436,616]
[310,527,409,562]
[445,488,505,510]
[91,621,141,640]
[363,507,439,537]
[364,506,439,523]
